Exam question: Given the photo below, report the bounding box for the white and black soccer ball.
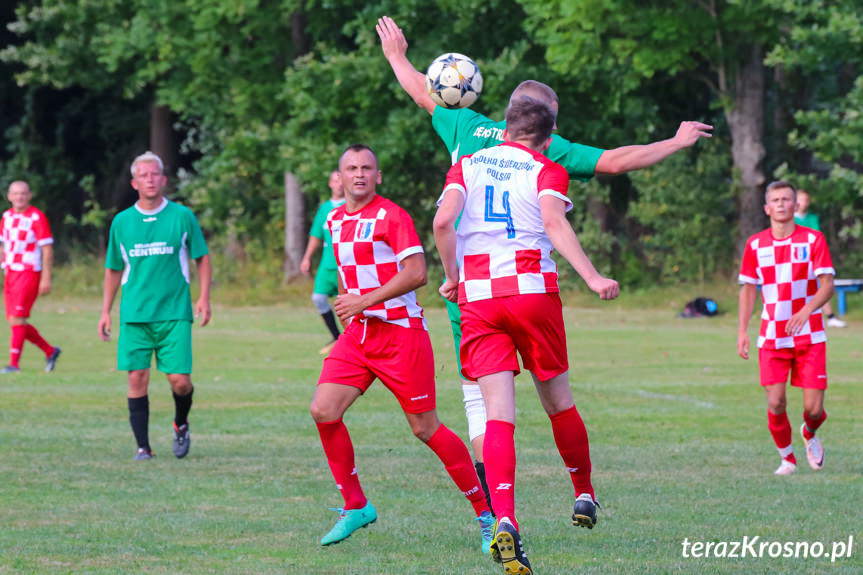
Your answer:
[425,53,483,109]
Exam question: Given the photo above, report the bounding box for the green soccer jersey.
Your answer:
[794,212,821,231]
[106,199,209,324]
[310,197,345,272]
[432,107,605,180]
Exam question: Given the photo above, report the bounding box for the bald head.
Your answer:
[7,181,32,212]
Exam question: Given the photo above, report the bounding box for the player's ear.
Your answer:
[541,136,552,152]
[375,170,382,184]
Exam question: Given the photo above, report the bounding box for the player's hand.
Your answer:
[334,293,367,323]
[38,278,52,296]
[195,298,211,327]
[439,278,458,303]
[587,276,619,300]
[300,258,311,276]
[785,310,810,336]
[737,332,750,360]
[674,121,713,148]
[98,313,112,341]
[377,16,408,60]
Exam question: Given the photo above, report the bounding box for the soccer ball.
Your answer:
[425,53,483,109]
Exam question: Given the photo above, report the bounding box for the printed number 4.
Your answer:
[484,185,515,239]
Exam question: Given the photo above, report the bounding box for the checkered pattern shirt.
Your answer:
[439,142,571,304]
[327,195,427,330]
[1,206,53,272]
[738,226,835,349]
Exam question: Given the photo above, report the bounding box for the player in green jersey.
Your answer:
[301,170,346,354]
[98,151,212,461]
[378,15,713,514]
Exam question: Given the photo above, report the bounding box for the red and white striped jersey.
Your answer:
[328,194,427,330]
[739,225,835,349]
[1,206,53,272]
[439,141,571,304]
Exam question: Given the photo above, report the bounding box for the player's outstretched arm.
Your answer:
[539,196,619,300]
[377,16,436,115]
[99,268,123,341]
[737,283,757,359]
[594,121,713,175]
[433,188,465,303]
[194,254,212,327]
[333,253,427,323]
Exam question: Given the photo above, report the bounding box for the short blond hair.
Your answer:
[130,151,164,177]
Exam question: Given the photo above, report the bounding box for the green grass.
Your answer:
[1,296,861,574]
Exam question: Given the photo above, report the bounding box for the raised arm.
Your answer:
[377,16,436,115]
[594,121,713,175]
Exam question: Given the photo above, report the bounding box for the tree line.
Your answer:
[1,0,861,287]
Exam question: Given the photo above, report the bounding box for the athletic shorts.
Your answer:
[460,293,568,382]
[759,343,827,389]
[313,267,339,298]
[118,320,193,374]
[3,270,41,318]
[444,296,463,374]
[318,318,436,414]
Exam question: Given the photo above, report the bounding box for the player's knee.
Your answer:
[167,375,192,395]
[311,293,331,314]
[409,419,439,442]
[767,396,787,413]
[803,405,823,420]
[309,400,336,423]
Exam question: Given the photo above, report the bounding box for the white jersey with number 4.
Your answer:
[439,141,571,304]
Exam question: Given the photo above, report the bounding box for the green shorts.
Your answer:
[314,267,340,297]
[118,320,193,374]
[444,296,463,374]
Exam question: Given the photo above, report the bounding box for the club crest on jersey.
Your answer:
[354,220,375,242]
[792,244,809,262]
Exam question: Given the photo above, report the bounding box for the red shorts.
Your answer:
[3,270,41,319]
[460,293,568,381]
[318,318,437,414]
[759,343,827,389]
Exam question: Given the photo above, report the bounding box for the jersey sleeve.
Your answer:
[105,218,125,271]
[438,158,467,205]
[309,201,329,240]
[811,231,835,277]
[432,107,488,157]
[33,209,53,246]
[536,163,572,212]
[545,135,604,182]
[186,209,209,260]
[738,237,760,284]
[386,207,424,262]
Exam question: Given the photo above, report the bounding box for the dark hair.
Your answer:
[339,144,378,168]
[504,97,556,147]
[764,180,796,203]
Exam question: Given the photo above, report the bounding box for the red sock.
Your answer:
[426,424,489,516]
[315,419,366,510]
[483,420,517,529]
[549,405,594,499]
[767,411,796,464]
[24,324,54,356]
[802,410,827,440]
[9,325,26,368]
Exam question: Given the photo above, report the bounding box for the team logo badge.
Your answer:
[792,244,809,262]
[355,220,375,241]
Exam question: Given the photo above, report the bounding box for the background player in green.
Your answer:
[794,188,846,328]
[98,151,212,461]
[377,15,713,507]
[300,170,346,354]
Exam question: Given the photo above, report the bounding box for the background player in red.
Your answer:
[738,180,835,475]
[434,99,619,575]
[1,181,61,374]
[308,144,494,550]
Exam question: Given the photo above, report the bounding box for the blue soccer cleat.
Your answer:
[320,501,377,546]
[477,510,495,555]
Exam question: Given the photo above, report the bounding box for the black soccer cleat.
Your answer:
[44,347,61,372]
[572,493,599,529]
[173,422,191,459]
[492,518,532,575]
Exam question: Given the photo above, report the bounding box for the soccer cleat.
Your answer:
[774,459,797,475]
[44,347,61,372]
[477,510,495,555]
[319,340,337,355]
[173,422,191,459]
[0,365,20,374]
[320,501,377,546]
[801,424,824,470]
[826,316,847,328]
[134,447,154,461]
[491,517,532,575]
[572,493,599,529]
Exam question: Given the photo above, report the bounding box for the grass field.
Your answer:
[1,296,861,574]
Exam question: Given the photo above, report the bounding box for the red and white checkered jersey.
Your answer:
[439,141,571,304]
[328,194,427,330]
[1,206,53,272]
[739,225,835,349]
